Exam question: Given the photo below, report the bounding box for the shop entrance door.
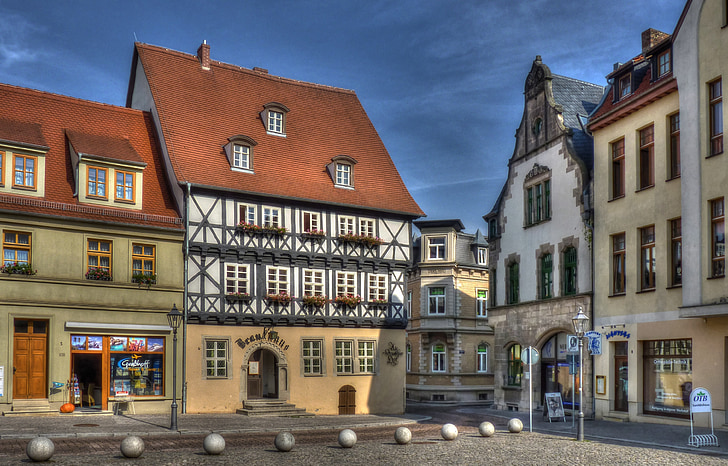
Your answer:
[614,341,628,412]
[13,319,48,399]
[72,353,103,408]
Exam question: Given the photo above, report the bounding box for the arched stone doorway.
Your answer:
[338,385,356,414]
[540,332,576,410]
[240,341,289,402]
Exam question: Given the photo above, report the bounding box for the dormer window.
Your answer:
[427,236,446,260]
[619,74,632,99]
[336,163,351,186]
[115,171,135,202]
[13,154,36,189]
[327,155,357,189]
[224,135,257,172]
[87,166,108,198]
[658,50,671,77]
[262,102,290,137]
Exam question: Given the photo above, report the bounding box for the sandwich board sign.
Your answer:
[688,387,719,447]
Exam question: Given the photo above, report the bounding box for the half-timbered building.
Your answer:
[127,41,423,414]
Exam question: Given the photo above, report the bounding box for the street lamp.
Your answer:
[572,306,589,441]
[167,304,183,431]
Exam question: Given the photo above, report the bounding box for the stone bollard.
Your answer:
[394,426,412,445]
[338,428,357,448]
[203,433,226,455]
[508,418,523,433]
[441,423,458,441]
[274,431,295,452]
[120,435,145,458]
[478,421,495,437]
[26,437,55,462]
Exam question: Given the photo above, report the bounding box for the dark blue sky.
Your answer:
[0,0,686,232]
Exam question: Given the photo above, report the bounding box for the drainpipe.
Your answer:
[182,182,190,413]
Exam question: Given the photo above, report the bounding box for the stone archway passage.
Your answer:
[240,340,289,402]
[338,385,356,414]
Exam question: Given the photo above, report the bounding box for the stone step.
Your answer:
[237,399,313,417]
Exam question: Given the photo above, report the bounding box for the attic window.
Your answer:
[327,155,357,189]
[619,74,632,99]
[262,102,290,137]
[658,50,671,77]
[224,135,257,172]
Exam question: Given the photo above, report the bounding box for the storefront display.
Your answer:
[643,339,692,418]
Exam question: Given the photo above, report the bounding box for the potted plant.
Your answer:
[302,294,328,307]
[86,267,112,281]
[334,294,362,308]
[0,262,37,275]
[132,272,157,288]
[337,232,384,246]
[266,291,293,305]
[237,222,287,235]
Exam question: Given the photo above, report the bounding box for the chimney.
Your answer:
[197,40,210,70]
[641,28,669,53]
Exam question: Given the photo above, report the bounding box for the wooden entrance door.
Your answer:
[247,350,262,399]
[614,341,628,412]
[338,385,356,414]
[13,320,48,399]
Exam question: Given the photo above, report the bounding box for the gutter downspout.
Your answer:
[182,182,190,413]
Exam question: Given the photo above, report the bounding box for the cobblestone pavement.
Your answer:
[1,405,727,464]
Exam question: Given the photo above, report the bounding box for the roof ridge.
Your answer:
[136,42,356,95]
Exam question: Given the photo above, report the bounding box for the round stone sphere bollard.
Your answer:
[507,418,523,434]
[26,437,55,462]
[478,421,495,437]
[120,435,145,458]
[338,428,357,448]
[203,433,226,455]
[274,431,295,452]
[440,423,458,441]
[394,426,412,445]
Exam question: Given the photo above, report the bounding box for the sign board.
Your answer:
[544,392,566,422]
[586,331,602,355]
[690,387,712,413]
[567,354,578,375]
[566,335,579,354]
[521,347,539,365]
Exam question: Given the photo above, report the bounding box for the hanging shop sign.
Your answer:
[585,331,602,355]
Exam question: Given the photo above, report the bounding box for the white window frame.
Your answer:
[335,340,354,374]
[303,269,325,296]
[233,143,250,170]
[428,286,446,315]
[476,288,488,318]
[267,266,289,295]
[477,247,487,265]
[239,204,256,225]
[268,110,284,134]
[336,271,356,296]
[336,162,351,186]
[302,339,323,375]
[477,343,488,373]
[359,218,375,237]
[358,340,375,373]
[262,206,281,228]
[338,216,355,236]
[302,211,321,233]
[427,236,446,260]
[226,263,250,295]
[406,343,412,372]
[368,274,387,302]
[432,343,446,373]
[204,338,230,379]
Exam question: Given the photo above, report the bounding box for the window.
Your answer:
[13,154,36,189]
[0,150,4,186]
[640,226,656,290]
[477,344,488,373]
[205,339,228,378]
[87,239,112,277]
[302,211,321,233]
[476,289,488,318]
[359,218,375,237]
[525,180,551,225]
[268,110,283,134]
[619,74,631,99]
[303,269,325,296]
[407,291,412,319]
[710,78,723,156]
[338,216,355,236]
[115,171,134,202]
[358,341,375,373]
[132,244,155,277]
[262,207,280,228]
[233,144,250,169]
[336,162,352,186]
[669,113,680,179]
[507,344,522,386]
[336,271,356,296]
[563,247,577,296]
[507,262,519,304]
[428,287,445,314]
[239,204,256,225]
[540,253,553,299]
[658,50,671,77]
[427,236,446,260]
[477,247,487,265]
[3,231,31,266]
[488,219,498,238]
[226,264,250,294]
[368,274,387,302]
[711,198,725,277]
[302,340,323,375]
[639,125,655,190]
[670,219,682,286]
[406,343,411,372]
[612,233,626,294]
[611,138,625,199]
[432,343,446,372]
[267,266,289,295]
[335,340,354,374]
[643,339,692,418]
[87,166,107,198]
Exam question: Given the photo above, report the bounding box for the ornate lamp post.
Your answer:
[572,306,589,441]
[167,304,183,431]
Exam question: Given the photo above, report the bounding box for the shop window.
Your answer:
[205,339,229,378]
[643,339,692,418]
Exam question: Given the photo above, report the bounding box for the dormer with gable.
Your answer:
[0,120,49,198]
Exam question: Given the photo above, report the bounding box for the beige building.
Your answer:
[406,220,493,404]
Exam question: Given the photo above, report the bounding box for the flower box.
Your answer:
[86,267,112,281]
[226,292,252,302]
[337,233,384,247]
[132,273,157,287]
[237,222,287,235]
[266,292,293,305]
[302,295,328,307]
[0,262,37,275]
[301,230,326,241]
[334,294,362,307]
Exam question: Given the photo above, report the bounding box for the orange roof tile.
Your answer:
[0,83,182,229]
[132,42,424,218]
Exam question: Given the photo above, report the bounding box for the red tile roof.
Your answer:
[132,42,424,218]
[0,83,182,229]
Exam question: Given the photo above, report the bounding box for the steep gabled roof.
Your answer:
[130,42,424,218]
[0,83,181,229]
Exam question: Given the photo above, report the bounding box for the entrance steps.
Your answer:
[236,399,313,417]
[5,399,57,416]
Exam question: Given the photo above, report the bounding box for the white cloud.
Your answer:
[0,11,43,66]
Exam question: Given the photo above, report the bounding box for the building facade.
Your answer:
[484,57,602,413]
[405,220,493,404]
[127,42,423,415]
[0,84,184,414]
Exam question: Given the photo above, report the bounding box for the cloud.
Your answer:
[0,11,43,66]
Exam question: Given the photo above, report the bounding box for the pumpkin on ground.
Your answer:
[60,403,75,413]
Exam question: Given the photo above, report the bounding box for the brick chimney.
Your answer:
[197,40,210,70]
[641,28,669,53]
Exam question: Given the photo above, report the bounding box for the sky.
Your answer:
[0,0,687,233]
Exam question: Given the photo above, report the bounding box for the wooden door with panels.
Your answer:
[13,319,48,399]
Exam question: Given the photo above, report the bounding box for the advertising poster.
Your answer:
[110,337,127,351]
[87,336,103,351]
[71,335,87,351]
[147,338,164,352]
